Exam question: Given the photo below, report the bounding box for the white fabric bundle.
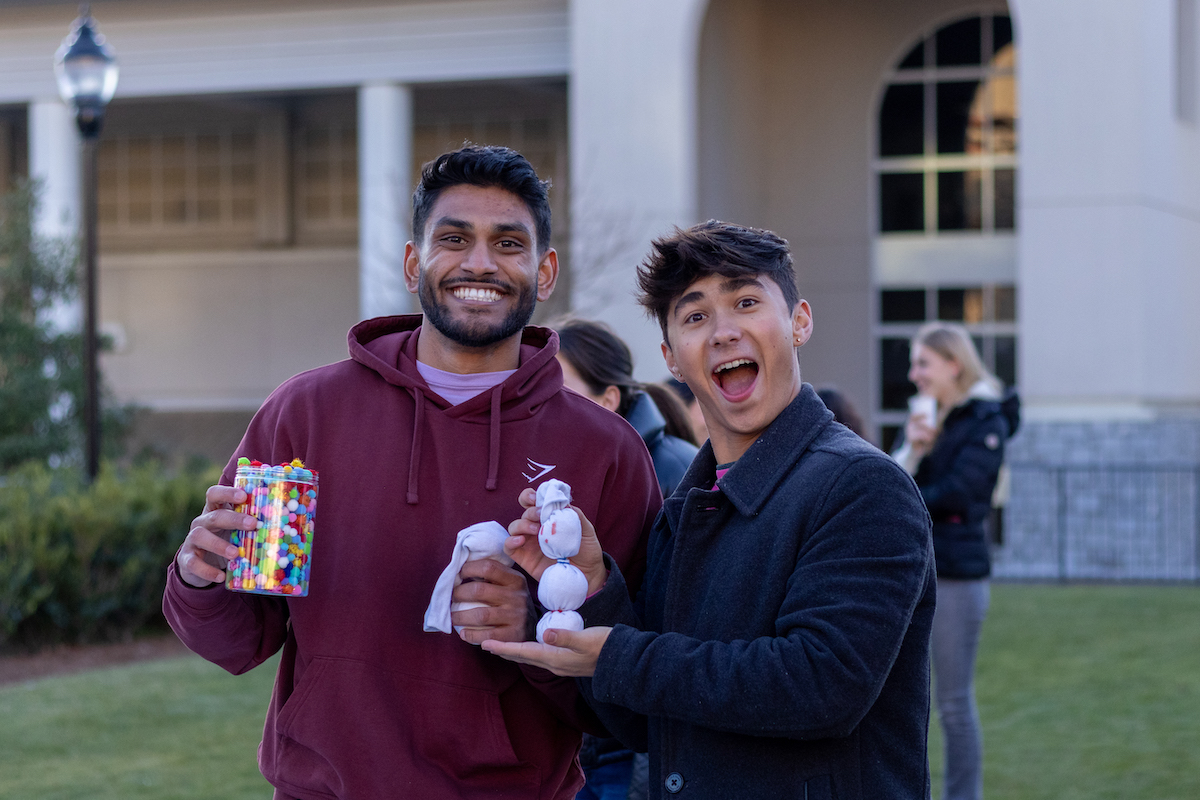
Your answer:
[423,521,513,636]
[534,479,587,643]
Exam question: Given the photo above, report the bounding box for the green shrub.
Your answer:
[0,459,220,649]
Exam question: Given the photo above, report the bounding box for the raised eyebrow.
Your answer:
[671,289,706,318]
[721,276,767,294]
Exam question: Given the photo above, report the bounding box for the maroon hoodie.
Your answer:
[163,315,660,800]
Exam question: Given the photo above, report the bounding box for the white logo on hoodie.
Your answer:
[523,459,556,483]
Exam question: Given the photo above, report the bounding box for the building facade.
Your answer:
[1,0,1197,578]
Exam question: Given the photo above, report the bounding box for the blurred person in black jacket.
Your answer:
[892,321,1020,800]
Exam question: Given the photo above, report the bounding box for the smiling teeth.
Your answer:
[454,287,501,302]
[715,359,754,372]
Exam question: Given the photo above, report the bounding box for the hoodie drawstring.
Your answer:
[486,384,502,491]
[407,388,425,504]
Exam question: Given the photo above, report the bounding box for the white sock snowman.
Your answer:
[534,479,588,643]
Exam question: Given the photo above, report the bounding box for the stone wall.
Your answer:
[995,420,1200,581]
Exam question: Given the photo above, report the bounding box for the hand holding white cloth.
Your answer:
[423,521,514,635]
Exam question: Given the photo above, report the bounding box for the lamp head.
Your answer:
[54,9,118,138]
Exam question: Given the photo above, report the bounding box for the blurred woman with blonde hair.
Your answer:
[892,321,1020,800]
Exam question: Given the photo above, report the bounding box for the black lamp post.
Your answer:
[54,5,117,481]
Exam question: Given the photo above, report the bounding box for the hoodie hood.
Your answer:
[346,314,564,502]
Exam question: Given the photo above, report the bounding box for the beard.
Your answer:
[418,273,538,348]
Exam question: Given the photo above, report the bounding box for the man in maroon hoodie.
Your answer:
[163,146,661,800]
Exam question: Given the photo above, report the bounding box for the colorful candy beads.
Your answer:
[227,457,318,597]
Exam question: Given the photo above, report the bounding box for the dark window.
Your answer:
[937,171,982,230]
[993,15,1014,55]
[879,84,925,156]
[881,289,926,322]
[899,41,925,70]
[880,173,925,232]
[937,81,980,153]
[936,17,982,66]
[994,285,1016,322]
[938,288,965,321]
[995,335,1016,387]
[881,337,916,410]
[994,168,1015,229]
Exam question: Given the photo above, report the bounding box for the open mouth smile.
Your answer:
[713,357,759,401]
[451,286,504,303]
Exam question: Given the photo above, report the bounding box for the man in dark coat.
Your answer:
[487,220,936,800]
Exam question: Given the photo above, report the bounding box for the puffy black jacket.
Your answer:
[624,392,698,500]
[913,391,1020,579]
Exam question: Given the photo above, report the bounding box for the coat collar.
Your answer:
[666,383,834,519]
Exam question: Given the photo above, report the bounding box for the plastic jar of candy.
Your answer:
[227,458,318,597]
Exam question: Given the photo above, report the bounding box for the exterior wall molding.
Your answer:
[0,0,569,103]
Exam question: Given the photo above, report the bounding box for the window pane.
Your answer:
[881,289,926,322]
[966,288,985,323]
[936,17,982,66]
[995,168,1015,229]
[937,171,982,230]
[995,335,1016,387]
[993,15,1014,55]
[879,84,924,156]
[937,81,980,153]
[881,337,916,410]
[880,173,925,232]
[938,288,965,321]
[994,285,1016,321]
[898,40,924,70]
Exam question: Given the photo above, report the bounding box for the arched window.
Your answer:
[873,12,1018,450]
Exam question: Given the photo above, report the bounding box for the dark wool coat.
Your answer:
[912,391,1020,579]
[579,385,936,800]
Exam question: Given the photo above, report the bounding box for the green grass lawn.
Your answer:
[1,584,1197,799]
[0,651,277,799]
[927,583,1200,800]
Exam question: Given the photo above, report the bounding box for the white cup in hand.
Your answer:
[908,394,937,425]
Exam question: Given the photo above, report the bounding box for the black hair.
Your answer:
[635,220,799,344]
[555,317,698,445]
[411,144,552,254]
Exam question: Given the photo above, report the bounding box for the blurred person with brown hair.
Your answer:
[816,386,869,442]
[891,321,1020,800]
[663,376,708,445]
[556,317,699,499]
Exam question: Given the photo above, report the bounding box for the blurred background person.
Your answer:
[664,376,708,445]
[816,386,869,443]
[556,318,698,496]
[891,321,1020,800]
[553,317,699,800]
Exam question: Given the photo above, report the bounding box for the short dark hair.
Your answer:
[635,220,799,343]
[411,145,552,254]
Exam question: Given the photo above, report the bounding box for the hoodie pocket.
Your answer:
[272,656,539,797]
